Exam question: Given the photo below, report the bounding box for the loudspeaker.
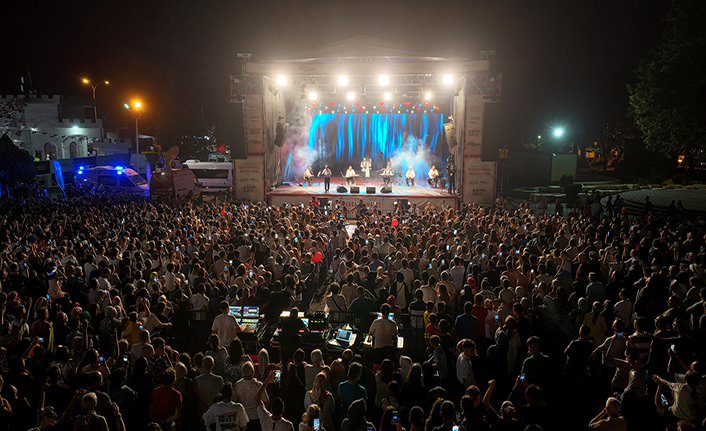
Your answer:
[350,186,360,194]
[274,121,289,147]
[319,197,329,207]
[481,102,503,161]
[337,186,348,193]
[381,186,392,194]
[366,186,376,194]
[443,121,457,148]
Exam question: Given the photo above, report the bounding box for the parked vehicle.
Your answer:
[76,165,149,196]
[183,160,234,195]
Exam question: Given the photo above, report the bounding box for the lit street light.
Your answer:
[82,78,109,119]
[125,101,144,154]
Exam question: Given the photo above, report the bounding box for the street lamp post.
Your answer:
[81,79,109,119]
[125,102,144,154]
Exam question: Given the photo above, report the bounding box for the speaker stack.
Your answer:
[350,186,360,194]
[366,187,376,194]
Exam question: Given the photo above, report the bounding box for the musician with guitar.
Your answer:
[427,165,439,187]
[406,166,416,187]
[303,167,315,187]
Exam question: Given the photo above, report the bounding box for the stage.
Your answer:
[268,176,458,211]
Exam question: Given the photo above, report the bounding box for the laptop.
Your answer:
[335,329,352,343]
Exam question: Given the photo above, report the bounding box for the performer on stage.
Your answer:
[427,165,439,187]
[319,165,332,192]
[447,162,457,194]
[382,164,394,187]
[303,167,315,187]
[345,166,357,185]
[360,157,371,183]
[405,166,416,187]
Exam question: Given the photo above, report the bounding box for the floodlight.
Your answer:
[384,92,391,100]
[443,74,453,85]
[276,75,287,85]
[425,92,432,100]
[309,92,317,100]
[347,92,355,100]
[338,76,348,85]
[553,128,565,137]
[379,75,389,85]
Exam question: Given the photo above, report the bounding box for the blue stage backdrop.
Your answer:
[283,112,447,183]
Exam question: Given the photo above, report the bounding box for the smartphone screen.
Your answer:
[314,419,320,431]
[274,370,281,382]
[392,412,398,426]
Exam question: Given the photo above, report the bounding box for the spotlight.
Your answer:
[379,75,389,85]
[384,92,391,100]
[443,74,453,85]
[276,75,287,85]
[338,75,348,85]
[347,92,355,100]
[553,128,565,137]
[425,92,432,100]
[309,92,317,100]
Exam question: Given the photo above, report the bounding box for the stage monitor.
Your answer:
[337,186,348,193]
[243,306,259,317]
[481,101,503,161]
[336,329,352,343]
[381,186,392,194]
[366,186,376,194]
[350,186,360,193]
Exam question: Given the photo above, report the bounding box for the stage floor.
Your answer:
[268,176,458,211]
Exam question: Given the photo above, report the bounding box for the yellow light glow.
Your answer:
[104,81,109,85]
[134,102,142,108]
[82,79,89,83]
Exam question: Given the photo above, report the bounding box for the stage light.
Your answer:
[338,75,348,85]
[309,92,317,100]
[405,101,410,106]
[384,92,391,100]
[347,92,355,100]
[276,75,287,85]
[379,75,389,85]
[553,128,565,137]
[443,74,453,85]
[330,102,335,106]
[425,92,432,100]
[435,106,440,111]
[356,102,360,106]
[424,101,429,105]
[382,107,386,111]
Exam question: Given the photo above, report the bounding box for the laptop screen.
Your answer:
[336,329,352,342]
[377,312,395,320]
[301,318,309,328]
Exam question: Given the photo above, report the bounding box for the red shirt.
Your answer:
[470,305,488,336]
[425,323,439,342]
[150,385,182,427]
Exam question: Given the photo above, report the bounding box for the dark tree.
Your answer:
[0,133,36,191]
[628,0,706,165]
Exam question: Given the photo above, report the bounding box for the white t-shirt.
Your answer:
[456,353,475,386]
[212,314,241,347]
[235,379,267,420]
[203,401,249,431]
[369,317,398,349]
[258,405,295,431]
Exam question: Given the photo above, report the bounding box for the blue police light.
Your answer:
[79,166,85,170]
[117,171,123,175]
[77,170,83,175]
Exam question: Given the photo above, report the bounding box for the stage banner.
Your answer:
[462,157,496,205]
[234,156,265,202]
[463,94,483,157]
[244,93,264,155]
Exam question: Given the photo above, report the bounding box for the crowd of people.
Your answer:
[0,185,705,431]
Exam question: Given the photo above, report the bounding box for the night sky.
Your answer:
[1,0,671,146]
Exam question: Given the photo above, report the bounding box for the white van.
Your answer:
[76,166,150,196]
[150,166,202,200]
[183,160,234,195]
